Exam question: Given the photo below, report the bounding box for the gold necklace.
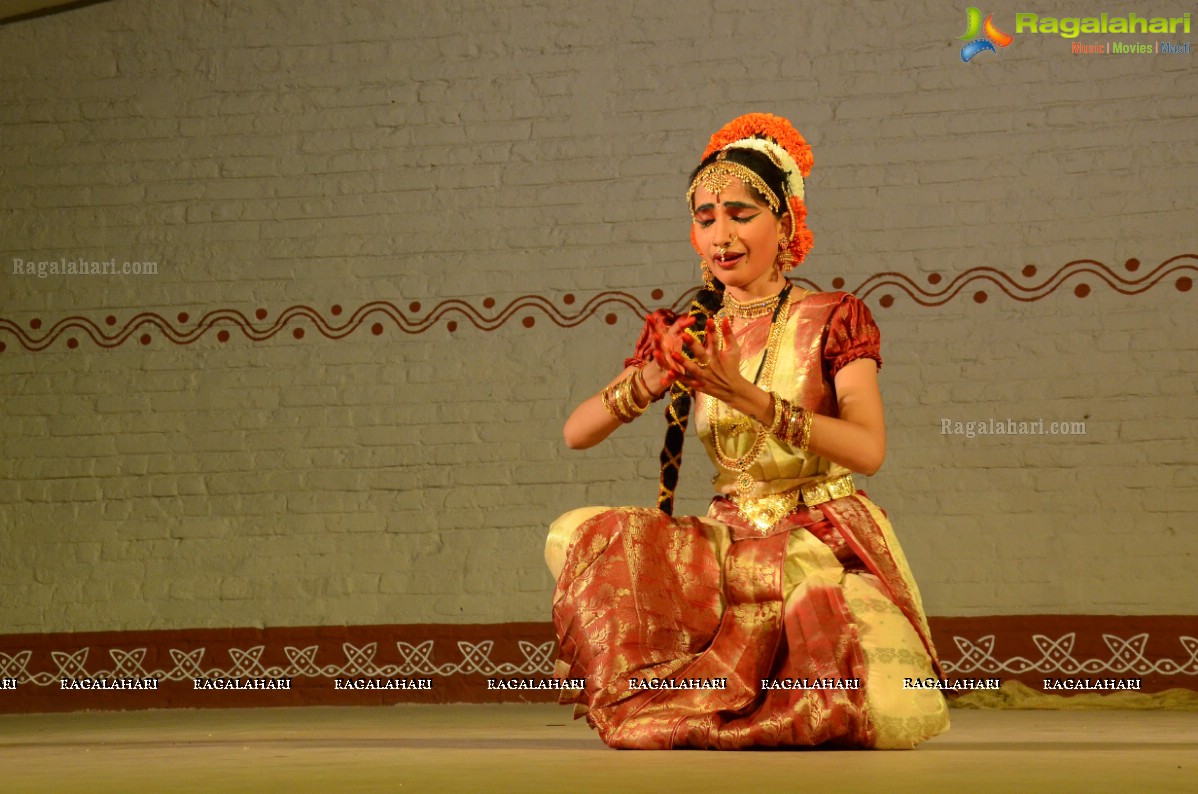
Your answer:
[707,289,792,495]
[721,290,782,320]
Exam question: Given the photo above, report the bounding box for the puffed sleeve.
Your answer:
[822,294,882,379]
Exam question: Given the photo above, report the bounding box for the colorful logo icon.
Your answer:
[959,7,1014,61]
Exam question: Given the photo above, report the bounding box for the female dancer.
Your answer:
[546,113,950,750]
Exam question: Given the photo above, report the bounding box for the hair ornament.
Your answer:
[695,113,815,265]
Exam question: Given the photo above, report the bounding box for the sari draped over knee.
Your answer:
[549,291,950,749]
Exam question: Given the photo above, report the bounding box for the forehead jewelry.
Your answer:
[687,158,781,214]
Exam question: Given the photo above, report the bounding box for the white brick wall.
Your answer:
[0,0,1194,633]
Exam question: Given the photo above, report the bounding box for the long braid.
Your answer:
[656,284,724,515]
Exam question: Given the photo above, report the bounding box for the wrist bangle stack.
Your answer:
[601,371,650,423]
[768,392,814,452]
[632,368,665,404]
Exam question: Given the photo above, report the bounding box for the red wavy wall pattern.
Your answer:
[1,256,1193,353]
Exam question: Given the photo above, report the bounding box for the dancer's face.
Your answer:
[691,178,788,296]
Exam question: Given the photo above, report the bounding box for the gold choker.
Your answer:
[721,291,783,320]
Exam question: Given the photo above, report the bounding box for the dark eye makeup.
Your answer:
[692,211,762,228]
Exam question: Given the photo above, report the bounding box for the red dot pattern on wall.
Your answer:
[0,256,1192,352]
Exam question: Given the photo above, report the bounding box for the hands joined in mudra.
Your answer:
[648,313,750,405]
[643,306,802,449]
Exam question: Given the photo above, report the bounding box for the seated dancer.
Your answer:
[546,113,950,750]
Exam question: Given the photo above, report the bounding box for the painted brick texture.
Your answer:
[0,0,1194,634]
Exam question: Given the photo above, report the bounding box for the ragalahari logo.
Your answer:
[959,8,1014,61]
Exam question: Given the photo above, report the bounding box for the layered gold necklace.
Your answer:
[720,290,782,320]
[707,285,793,495]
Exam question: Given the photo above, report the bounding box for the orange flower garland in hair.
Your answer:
[695,113,815,266]
[700,113,813,176]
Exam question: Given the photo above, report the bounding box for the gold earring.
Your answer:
[700,257,715,288]
[776,241,797,272]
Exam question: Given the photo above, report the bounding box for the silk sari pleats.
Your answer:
[550,492,946,749]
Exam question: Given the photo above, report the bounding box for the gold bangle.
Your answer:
[635,367,667,404]
[797,407,814,452]
[617,379,637,422]
[767,391,785,435]
[603,373,648,424]
[628,378,648,417]
[612,380,630,423]
[630,368,654,408]
[768,393,814,451]
[786,406,802,446]
[601,383,624,423]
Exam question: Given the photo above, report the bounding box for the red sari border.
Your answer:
[0,616,1193,713]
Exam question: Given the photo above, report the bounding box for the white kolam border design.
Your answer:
[3,633,1197,688]
[1,640,558,686]
[942,633,1198,677]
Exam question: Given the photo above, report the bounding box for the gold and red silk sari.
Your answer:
[548,291,950,749]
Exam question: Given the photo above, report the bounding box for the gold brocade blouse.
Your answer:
[696,291,883,498]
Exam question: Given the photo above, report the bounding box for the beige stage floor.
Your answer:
[1,705,1195,793]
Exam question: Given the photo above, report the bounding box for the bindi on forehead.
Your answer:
[691,181,767,213]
